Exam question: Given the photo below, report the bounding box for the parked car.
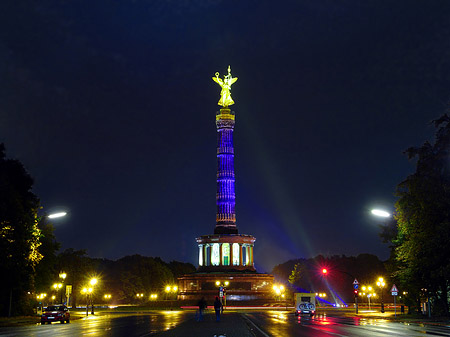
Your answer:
[41,305,70,324]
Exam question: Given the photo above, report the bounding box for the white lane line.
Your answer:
[242,314,271,337]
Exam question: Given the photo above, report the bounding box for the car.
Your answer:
[41,305,70,324]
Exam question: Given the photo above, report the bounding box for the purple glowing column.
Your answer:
[215,108,238,234]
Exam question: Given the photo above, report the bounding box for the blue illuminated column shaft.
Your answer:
[215,107,238,234]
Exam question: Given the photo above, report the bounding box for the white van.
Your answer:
[294,293,316,317]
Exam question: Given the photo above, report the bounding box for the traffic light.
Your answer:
[354,289,358,297]
[322,268,328,275]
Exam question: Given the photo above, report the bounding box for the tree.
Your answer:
[0,144,42,316]
[34,216,60,295]
[288,263,303,286]
[394,114,450,316]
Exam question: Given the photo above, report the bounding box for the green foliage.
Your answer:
[0,144,41,316]
[34,218,60,294]
[288,263,303,286]
[393,114,450,316]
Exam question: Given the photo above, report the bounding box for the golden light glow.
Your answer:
[224,281,229,286]
[216,281,221,286]
[53,283,62,289]
[89,278,98,286]
[51,295,56,300]
[212,66,238,107]
[150,294,158,299]
[173,286,178,292]
[165,286,171,292]
[59,272,67,280]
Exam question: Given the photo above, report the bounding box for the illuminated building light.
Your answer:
[232,243,240,265]
[222,243,230,265]
[212,243,220,265]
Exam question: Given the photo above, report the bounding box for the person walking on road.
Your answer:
[214,296,223,322]
[196,297,207,321]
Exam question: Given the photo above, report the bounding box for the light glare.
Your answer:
[48,212,67,219]
[371,209,390,218]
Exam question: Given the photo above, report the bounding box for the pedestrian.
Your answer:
[214,296,223,322]
[196,297,207,321]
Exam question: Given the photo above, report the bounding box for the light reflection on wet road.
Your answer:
[1,310,450,336]
[245,310,450,337]
[0,310,191,337]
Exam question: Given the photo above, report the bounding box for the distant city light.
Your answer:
[371,209,390,218]
[48,212,67,219]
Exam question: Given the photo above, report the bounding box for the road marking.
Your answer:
[242,314,271,337]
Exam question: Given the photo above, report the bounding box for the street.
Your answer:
[0,309,449,336]
[244,310,450,337]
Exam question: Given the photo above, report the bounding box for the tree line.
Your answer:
[0,143,194,316]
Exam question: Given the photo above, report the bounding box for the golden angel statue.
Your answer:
[212,65,238,107]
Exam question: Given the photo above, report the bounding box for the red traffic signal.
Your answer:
[354,289,358,295]
[322,268,328,275]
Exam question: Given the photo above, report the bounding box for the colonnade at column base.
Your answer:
[196,234,256,272]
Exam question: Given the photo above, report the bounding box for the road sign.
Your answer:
[353,284,359,290]
[353,279,359,285]
[392,291,398,296]
[391,284,398,292]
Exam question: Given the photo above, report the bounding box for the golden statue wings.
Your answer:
[212,66,238,107]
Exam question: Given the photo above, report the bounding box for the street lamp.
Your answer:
[371,209,390,218]
[48,212,67,219]
[81,287,92,316]
[53,283,63,304]
[164,285,178,301]
[376,277,385,313]
[59,272,67,304]
[89,278,98,314]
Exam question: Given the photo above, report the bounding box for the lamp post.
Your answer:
[81,288,92,316]
[376,277,385,313]
[53,283,63,304]
[59,272,67,304]
[216,281,229,308]
[89,278,97,314]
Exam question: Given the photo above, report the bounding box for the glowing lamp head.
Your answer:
[371,209,390,218]
[89,278,98,286]
[165,286,171,292]
[48,212,67,219]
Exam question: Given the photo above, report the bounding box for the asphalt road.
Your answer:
[244,310,450,337]
[0,310,449,336]
[0,311,191,337]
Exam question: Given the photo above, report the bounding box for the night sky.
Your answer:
[1,1,449,272]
